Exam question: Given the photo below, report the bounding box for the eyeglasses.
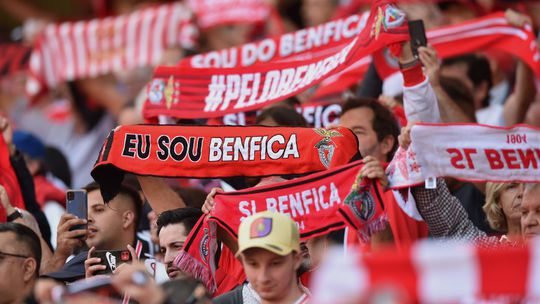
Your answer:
[0,251,30,259]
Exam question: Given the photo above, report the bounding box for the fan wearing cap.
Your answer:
[214,211,309,304]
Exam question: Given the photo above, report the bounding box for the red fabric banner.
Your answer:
[0,136,25,222]
[387,123,540,188]
[312,240,540,303]
[316,12,540,102]
[174,160,388,294]
[27,2,197,97]
[373,12,540,79]
[178,13,368,69]
[0,44,31,79]
[143,0,409,119]
[210,101,342,128]
[187,0,271,29]
[91,125,360,201]
[211,160,370,240]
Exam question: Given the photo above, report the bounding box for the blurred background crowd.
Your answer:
[0,0,540,303]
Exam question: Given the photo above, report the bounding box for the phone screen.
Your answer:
[66,190,88,231]
[409,20,427,57]
[91,250,132,275]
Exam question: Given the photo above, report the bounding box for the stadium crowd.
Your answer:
[0,0,540,303]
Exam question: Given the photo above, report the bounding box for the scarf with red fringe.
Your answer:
[173,160,387,294]
[142,0,410,120]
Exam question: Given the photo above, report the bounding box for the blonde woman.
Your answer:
[483,182,522,242]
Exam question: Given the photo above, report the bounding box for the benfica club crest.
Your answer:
[199,228,209,265]
[314,129,343,169]
[371,5,406,39]
[344,186,375,222]
[148,79,165,104]
[148,76,181,108]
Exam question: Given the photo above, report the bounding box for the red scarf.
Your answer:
[27,2,197,98]
[0,136,25,221]
[313,240,536,303]
[208,101,342,128]
[173,160,387,293]
[339,169,387,243]
[373,12,540,80]
[211,100,406,130]
[33,175,66,208]
[188,0,271,29]
[0,43,31,79]
[91,125,359,201]
[143,0,410,119]
[178,13,367,69]
[314,12,540,102]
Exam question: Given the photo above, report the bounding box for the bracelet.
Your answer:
[399,57,420,70]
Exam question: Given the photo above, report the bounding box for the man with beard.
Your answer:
[156,207,202,278]
[43,182,142,281]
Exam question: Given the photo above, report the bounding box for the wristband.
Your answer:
[7,208,23,222]
[398,57,420,70]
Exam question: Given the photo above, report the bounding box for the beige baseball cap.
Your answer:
[237,211,300,257]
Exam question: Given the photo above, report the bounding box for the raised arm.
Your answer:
[136,176,186,214]
[399,125,489,241]
[503,60,536,125]
[411,179,487,241]
[399,41,441,123]
[503,9,537,126]
[418,46,475,123]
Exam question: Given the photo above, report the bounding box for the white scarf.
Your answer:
[387,123,540,188]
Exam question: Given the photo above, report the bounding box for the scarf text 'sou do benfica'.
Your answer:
[91,125,360,201]
[143,0,410,119]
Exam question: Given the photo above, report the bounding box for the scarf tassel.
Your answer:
[356,213,389,243]
[174,250,217,294]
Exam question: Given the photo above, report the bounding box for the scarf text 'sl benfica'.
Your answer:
[387,123,540,188]
[91,125,359,201]
[174,160,386,294]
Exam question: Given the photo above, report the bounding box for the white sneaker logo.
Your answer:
[106,252,117,271]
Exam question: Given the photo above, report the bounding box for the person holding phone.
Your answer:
[43,182,142,281]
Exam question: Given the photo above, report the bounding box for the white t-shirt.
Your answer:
[476,104,505,126]
[242,283,310,304]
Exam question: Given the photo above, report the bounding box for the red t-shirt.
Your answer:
[214,246,246,296]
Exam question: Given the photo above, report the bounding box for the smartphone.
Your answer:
[91,249,132,275]
[409,20,427,57]
[66,190,87,232]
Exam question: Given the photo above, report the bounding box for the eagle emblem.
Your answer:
[314,128,343,169]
